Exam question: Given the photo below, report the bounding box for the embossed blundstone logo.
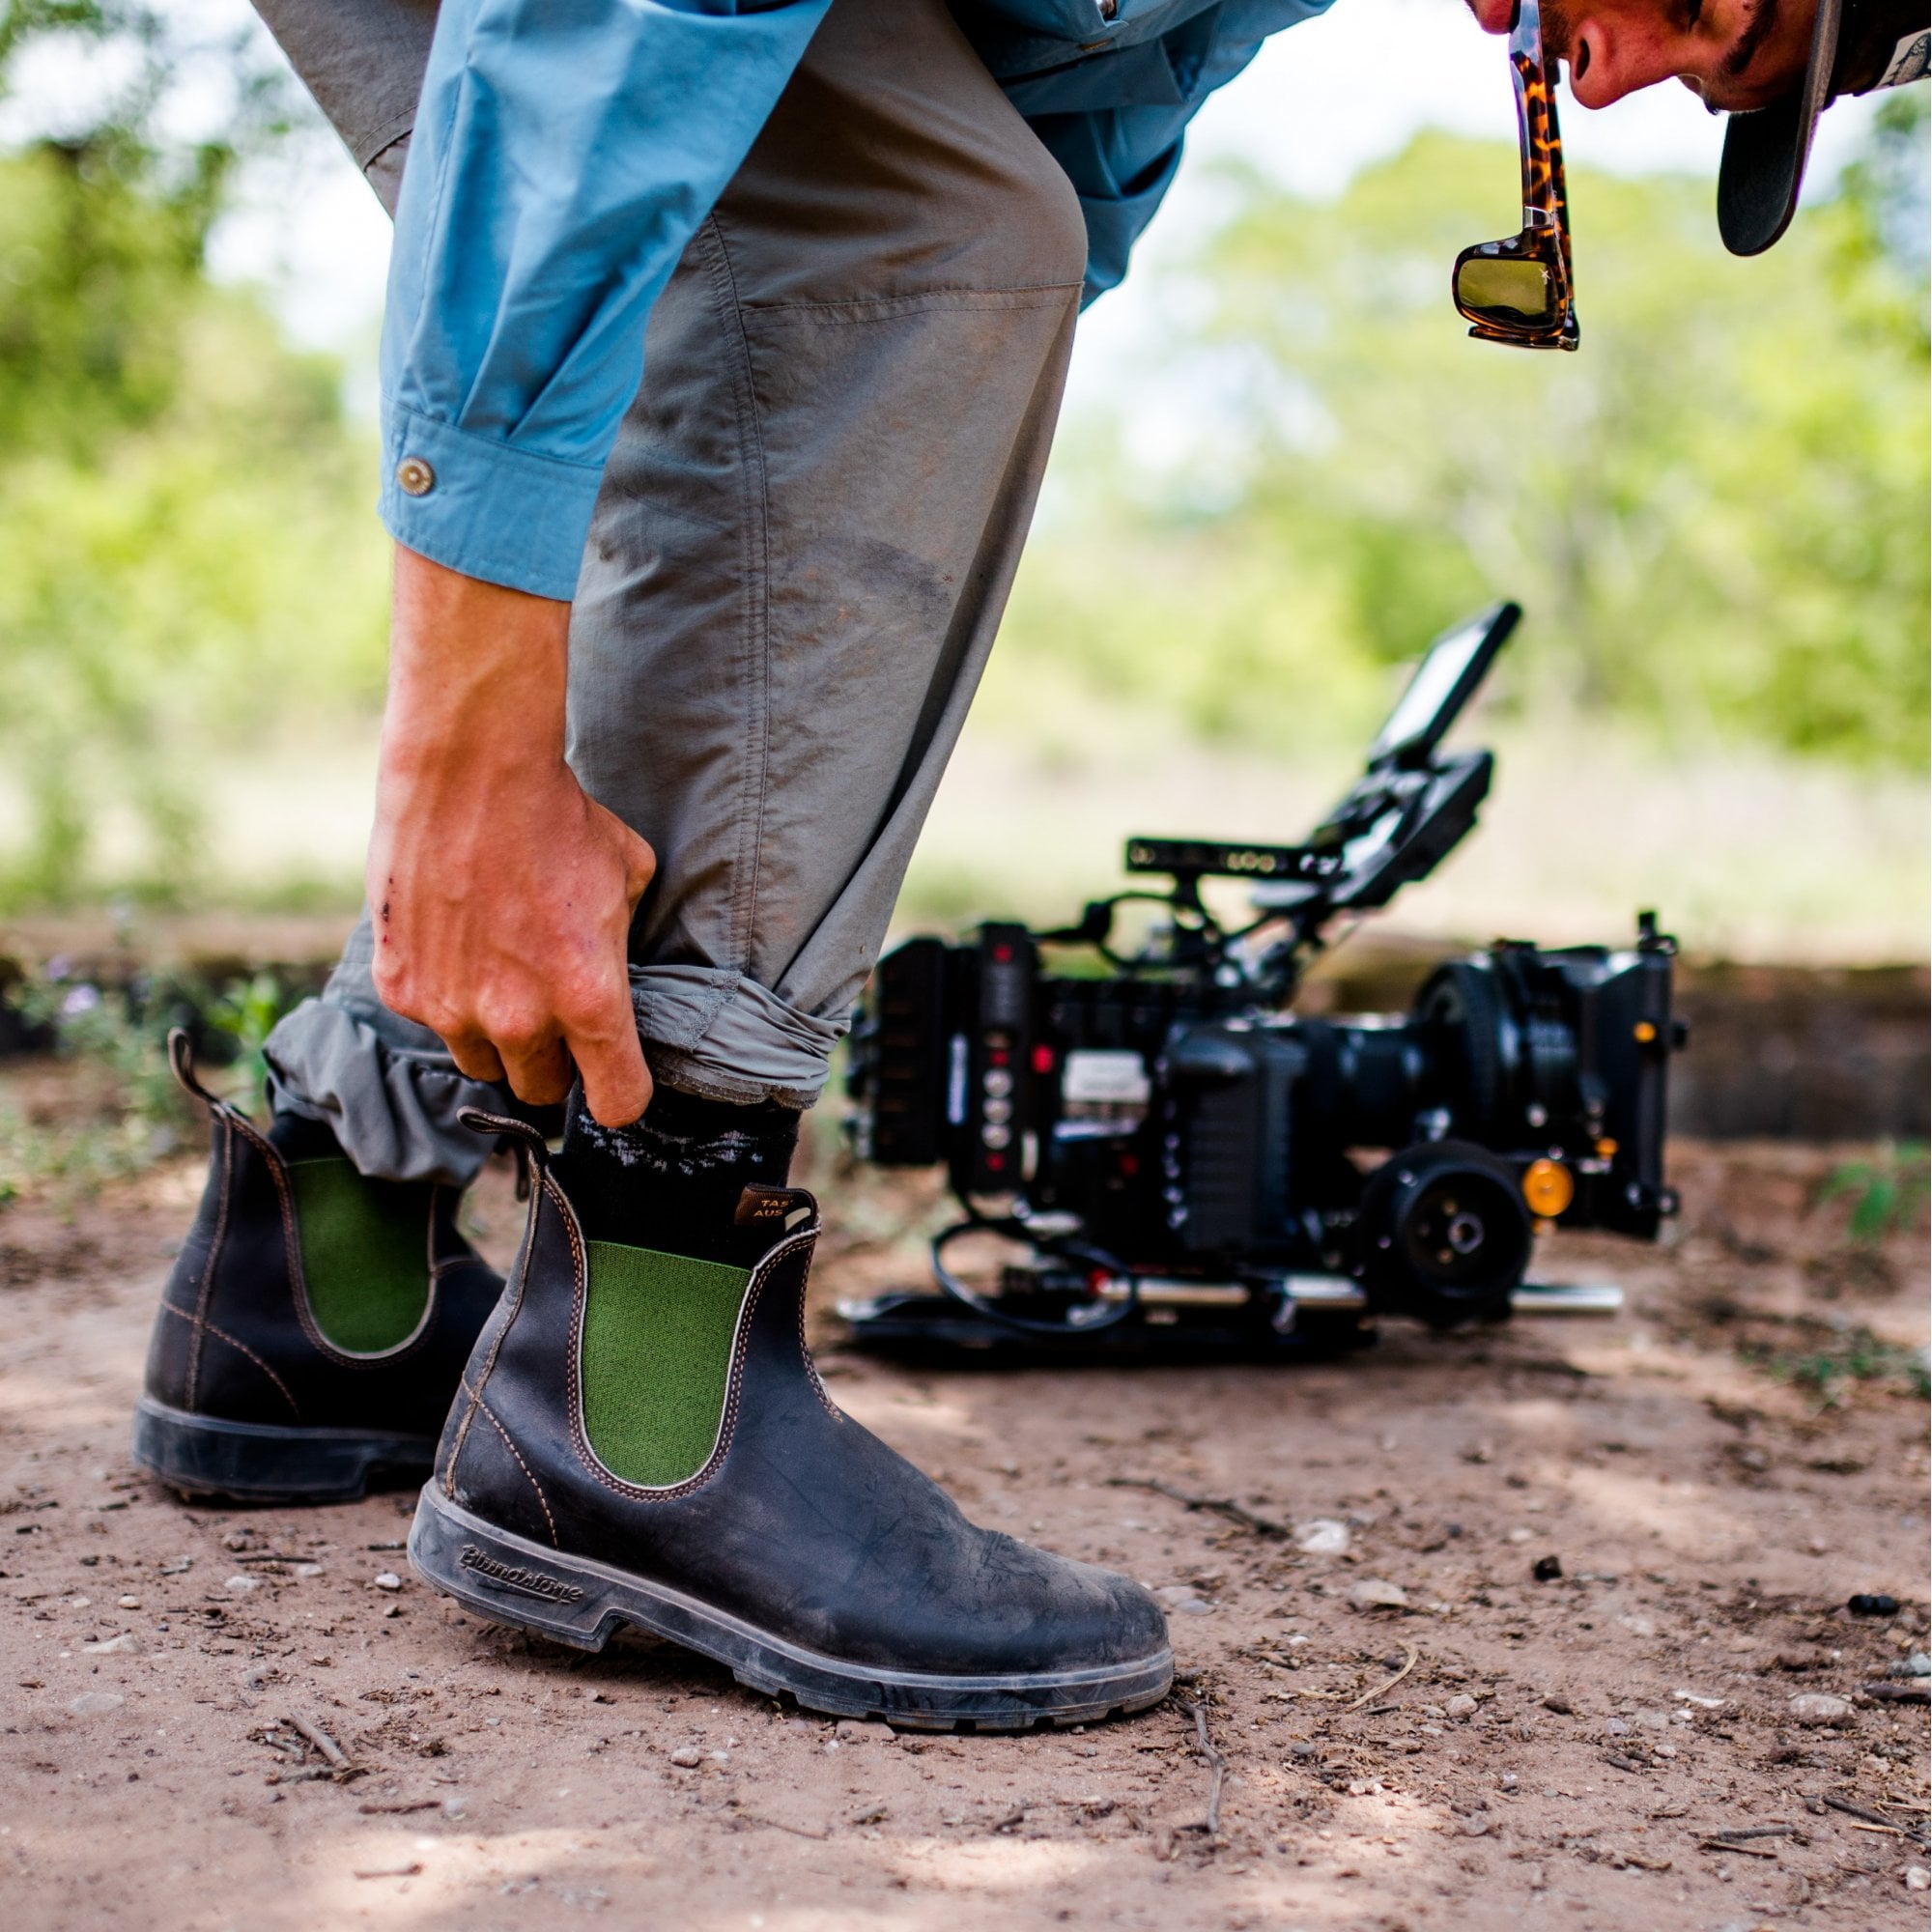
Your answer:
[458,1543,583,1604]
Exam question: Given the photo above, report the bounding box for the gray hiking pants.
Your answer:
[256,0,1086,1184]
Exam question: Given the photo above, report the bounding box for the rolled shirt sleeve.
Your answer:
[378,0,829,601]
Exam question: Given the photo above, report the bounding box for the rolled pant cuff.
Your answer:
[632,965,843,1111]
[263,998,504,1188]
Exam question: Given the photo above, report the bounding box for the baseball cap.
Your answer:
[1718,0,1930,254]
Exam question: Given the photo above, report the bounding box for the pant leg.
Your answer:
[248,0,434,212]
[263,0,1086,1175]
[571,0,1087,1106]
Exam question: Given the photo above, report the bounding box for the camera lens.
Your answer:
[1357,1140,1532,1327]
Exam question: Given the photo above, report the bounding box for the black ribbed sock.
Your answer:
[268,1111,345,1161]
[554,1085,801,1265]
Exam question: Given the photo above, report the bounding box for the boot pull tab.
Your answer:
[734,1183,819,1237]
[458,1108,550,1199]
[166,1027,236,1119]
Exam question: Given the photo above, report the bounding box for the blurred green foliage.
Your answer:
[1814,1137,1931,1248]
[997,101,1929,771]
[1,959,301,1200]
[0,1,387,909]
[0,1,1922,915]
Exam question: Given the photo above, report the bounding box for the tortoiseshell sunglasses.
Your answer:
[1453,0,1580,351]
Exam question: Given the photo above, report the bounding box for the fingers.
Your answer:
[440,1015,574,1109]
[441,1030,508,1089]
[496,1033,576,1109]
[566,1009,653,1128]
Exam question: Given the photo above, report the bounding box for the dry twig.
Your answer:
[1104,1477,1288,1539]
[728,1812,830,1841]
[1817,1794,1927,1837]
[1347,1642,1420,1711]
[1175,1697,1228,1838]
[1861,1682,1930,1705]
[285,1711,349,1769]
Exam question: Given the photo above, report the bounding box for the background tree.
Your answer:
[0,0,386,907]
[999,123,1930,772]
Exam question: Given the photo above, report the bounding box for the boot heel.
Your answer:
[131,1396,434,1504]
[409,1482,617,1650]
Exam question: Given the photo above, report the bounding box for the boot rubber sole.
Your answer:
[410,1483,1174,1732]
[131,1395,436,1504]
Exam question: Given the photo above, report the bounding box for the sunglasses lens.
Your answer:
[1454,253,1558,327]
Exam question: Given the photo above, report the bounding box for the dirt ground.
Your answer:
[0,1084,1926,1932]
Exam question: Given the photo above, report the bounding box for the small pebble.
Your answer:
[1348,1577,1409,1612]
[1892,1653,1931,1679]
[81,1634,140,1656]
[374,1573,403,1592]
[1541,1692,1575,1715]
[1605,1717,1631,1736]
[1905,1867,1930,1891]
[1445,1695,1478,1720]
[1848,1593,1900,1618]
[225,1576,259,1595]
[1151,1584,1213,1615]
[68,1692,124,1718]
[1531,1555,1562,1582]
[667,1747,703,1769]
[116,1596,140,1610]
[1295,1520,1350,1557]
[1788,1691,1853,1726]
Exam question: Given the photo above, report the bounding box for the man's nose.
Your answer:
[1469,0,1517,32]
[1566,13,1686,103]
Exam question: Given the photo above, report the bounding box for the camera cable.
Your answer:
[928,1210,1147,1337]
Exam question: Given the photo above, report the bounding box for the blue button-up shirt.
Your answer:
[380,0,1333,601]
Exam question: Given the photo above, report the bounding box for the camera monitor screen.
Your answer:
[1366,601,1519,770]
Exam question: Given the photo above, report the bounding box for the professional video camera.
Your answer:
[840,602,1686,1362]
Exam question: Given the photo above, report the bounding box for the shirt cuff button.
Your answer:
[396,456,436,497]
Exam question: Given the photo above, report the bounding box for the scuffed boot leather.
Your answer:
[131,1031,504,1503]
[409,1111,1173,1729]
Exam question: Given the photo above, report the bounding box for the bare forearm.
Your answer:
[381,545,571,785]
[367,546,656,1125]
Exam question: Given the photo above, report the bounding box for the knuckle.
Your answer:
[559,981,631,1037]
[477,1001,547,1053]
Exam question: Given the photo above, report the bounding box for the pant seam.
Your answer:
[696,213,775,987]
[742,284,1086,322]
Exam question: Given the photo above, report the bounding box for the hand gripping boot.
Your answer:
[131,1032,505,1502]
[409,1112,1174,1730]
